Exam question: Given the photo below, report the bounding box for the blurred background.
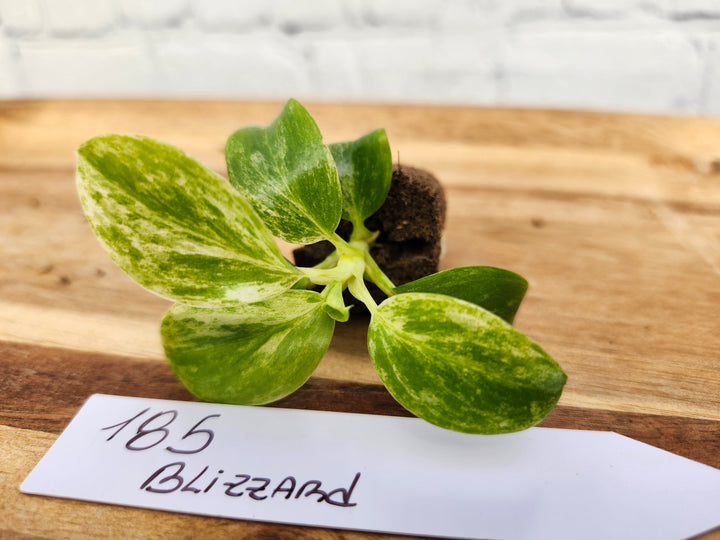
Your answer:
[1,0,719,115]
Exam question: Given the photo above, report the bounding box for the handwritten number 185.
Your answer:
[101,408,220,455]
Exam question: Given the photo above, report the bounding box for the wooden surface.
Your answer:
[1,100,719,539]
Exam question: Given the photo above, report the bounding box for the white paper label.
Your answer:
[21,394,720,539]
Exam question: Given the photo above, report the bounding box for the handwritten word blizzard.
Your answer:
[21,394,720,540]
[100,406,359,507]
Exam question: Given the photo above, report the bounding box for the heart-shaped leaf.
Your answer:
[76,134,301,306]
[329,128,392,231]
[368,293,566,434]
[226,99,342,244]
[161,290,335,405]
[394,266,528,323]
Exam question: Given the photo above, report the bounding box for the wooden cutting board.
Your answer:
[1,100,719,539]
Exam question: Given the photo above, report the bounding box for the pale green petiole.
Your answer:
[349,220,377,244]
[320,280,351,322]
[347,275,379,313]
[362,252,396,297]
[298,232,395,315]
[312,250,340,270]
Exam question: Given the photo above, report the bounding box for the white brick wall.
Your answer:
[1,0,719,115]
[502,28,703,112]
[45,1,117,36]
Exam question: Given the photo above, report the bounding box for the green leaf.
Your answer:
[76,134,302,306]
[329,128,392,230]
[161,290,334,405]
[394,266,528,323]
[226,99,342,244]
[368,293,566,434]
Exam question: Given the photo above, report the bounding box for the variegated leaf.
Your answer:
[329,128,392,228]
[161,290,334,405]
[394,266,528,323]
[368,293,566,434]
[76,134,301,306]
[226,99,342,244]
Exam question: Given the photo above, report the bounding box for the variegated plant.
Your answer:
[76,99,566,434]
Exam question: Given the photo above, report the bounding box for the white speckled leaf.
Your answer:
[329,128,392,226]
[368,293,567,434]
[161,290,334,405]
[225,99,342,244]
[76,134,301,306]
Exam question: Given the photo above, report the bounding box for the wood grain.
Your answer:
[2,341,719,469]
[1,100,719,539]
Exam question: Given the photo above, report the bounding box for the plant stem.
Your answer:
[313,250,339,270]
[329,232,353,255]
[363,253,395,297]
[347,274,378,314]
[349,221,377,244]
[300,230,394,309]
[321,280,350,322]
[299,259,353,286]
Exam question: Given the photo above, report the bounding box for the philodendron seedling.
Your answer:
[76,99,566,434]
